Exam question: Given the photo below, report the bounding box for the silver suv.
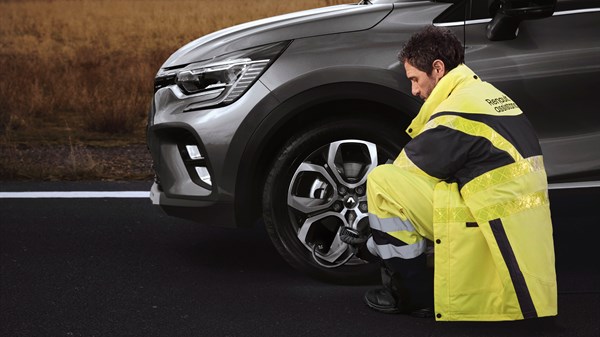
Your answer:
[147,0,600,282]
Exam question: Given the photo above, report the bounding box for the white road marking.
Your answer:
[1,181,599,198]
[0,191,150,198]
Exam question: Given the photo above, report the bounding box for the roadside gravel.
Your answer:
[0,144,153,181]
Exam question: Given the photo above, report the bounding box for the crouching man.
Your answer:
[343,25,557,321]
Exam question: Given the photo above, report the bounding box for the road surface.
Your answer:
[1,181,598,337]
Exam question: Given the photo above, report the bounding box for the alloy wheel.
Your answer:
[287,139,388,267]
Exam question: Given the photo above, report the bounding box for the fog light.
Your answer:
[186,145,204,160]
[195,166,212,186]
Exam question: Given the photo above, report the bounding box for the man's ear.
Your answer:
[432,59,446,78]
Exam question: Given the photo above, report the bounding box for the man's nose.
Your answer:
[411,83,420,97]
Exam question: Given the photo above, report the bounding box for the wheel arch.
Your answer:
[229,82,420,228]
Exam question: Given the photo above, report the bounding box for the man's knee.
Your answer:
[367,164,399,188]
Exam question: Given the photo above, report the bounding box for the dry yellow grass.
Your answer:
[0,0,350,140]
[0,0,350,180]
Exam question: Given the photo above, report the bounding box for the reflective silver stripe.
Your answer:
[368,214,416,233]
[367,237,378,256]
[368,239,426,260]
[553,8,600,16]
[435,18,491,27]
[548,180,600,190]
[434,8,600,27]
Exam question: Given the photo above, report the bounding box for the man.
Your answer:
[343,25,557,321]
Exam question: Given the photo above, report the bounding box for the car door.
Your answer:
[439,0,600,182]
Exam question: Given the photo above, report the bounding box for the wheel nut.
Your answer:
[333,202,343,212]
[359,202,368,212]
[346,210,357,225]
[338,186,347,195]
[356,186,365,196]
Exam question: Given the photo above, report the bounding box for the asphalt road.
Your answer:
[1,181,599,337]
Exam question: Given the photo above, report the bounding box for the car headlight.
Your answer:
[155,41,290,111]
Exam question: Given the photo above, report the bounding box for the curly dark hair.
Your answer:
[399,25,464,74]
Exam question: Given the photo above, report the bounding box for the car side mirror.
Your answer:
[486,0,556,41]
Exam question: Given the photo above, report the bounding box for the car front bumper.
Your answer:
[149,182,237,227]
[147,77,273,228]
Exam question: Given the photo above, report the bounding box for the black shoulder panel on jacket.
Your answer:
[404,126,515,187]
[431,111,543,159]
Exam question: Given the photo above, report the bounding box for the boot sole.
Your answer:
[363,297,401,314]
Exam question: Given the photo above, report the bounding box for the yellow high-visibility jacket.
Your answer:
[396,64,557,321]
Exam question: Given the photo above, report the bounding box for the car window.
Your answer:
[469,0,498,20]
[434,0,498,23]
[556,0,600,11]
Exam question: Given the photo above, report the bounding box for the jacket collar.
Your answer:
[406,64,478,138]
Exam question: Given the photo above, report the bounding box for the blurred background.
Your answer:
[0,0,347,180]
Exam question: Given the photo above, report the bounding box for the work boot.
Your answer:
[364,288,401,314]
[410,307,435,318]
[363,288,434,317]
[364,256,434,317]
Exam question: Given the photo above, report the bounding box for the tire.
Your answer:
[262,119,407,284]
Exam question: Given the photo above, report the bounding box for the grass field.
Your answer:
[0,0,349,179]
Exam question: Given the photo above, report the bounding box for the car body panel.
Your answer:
[259,2,452,104]
[462,10,600,179]
[161,4,394,68]
[148,0,600,228]
[148,79,273,200]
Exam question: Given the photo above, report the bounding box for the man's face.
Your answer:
[404,61,444,101]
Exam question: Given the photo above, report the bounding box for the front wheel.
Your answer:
[262,119,407,283]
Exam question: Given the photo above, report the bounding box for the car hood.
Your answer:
[161,4,394,69]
